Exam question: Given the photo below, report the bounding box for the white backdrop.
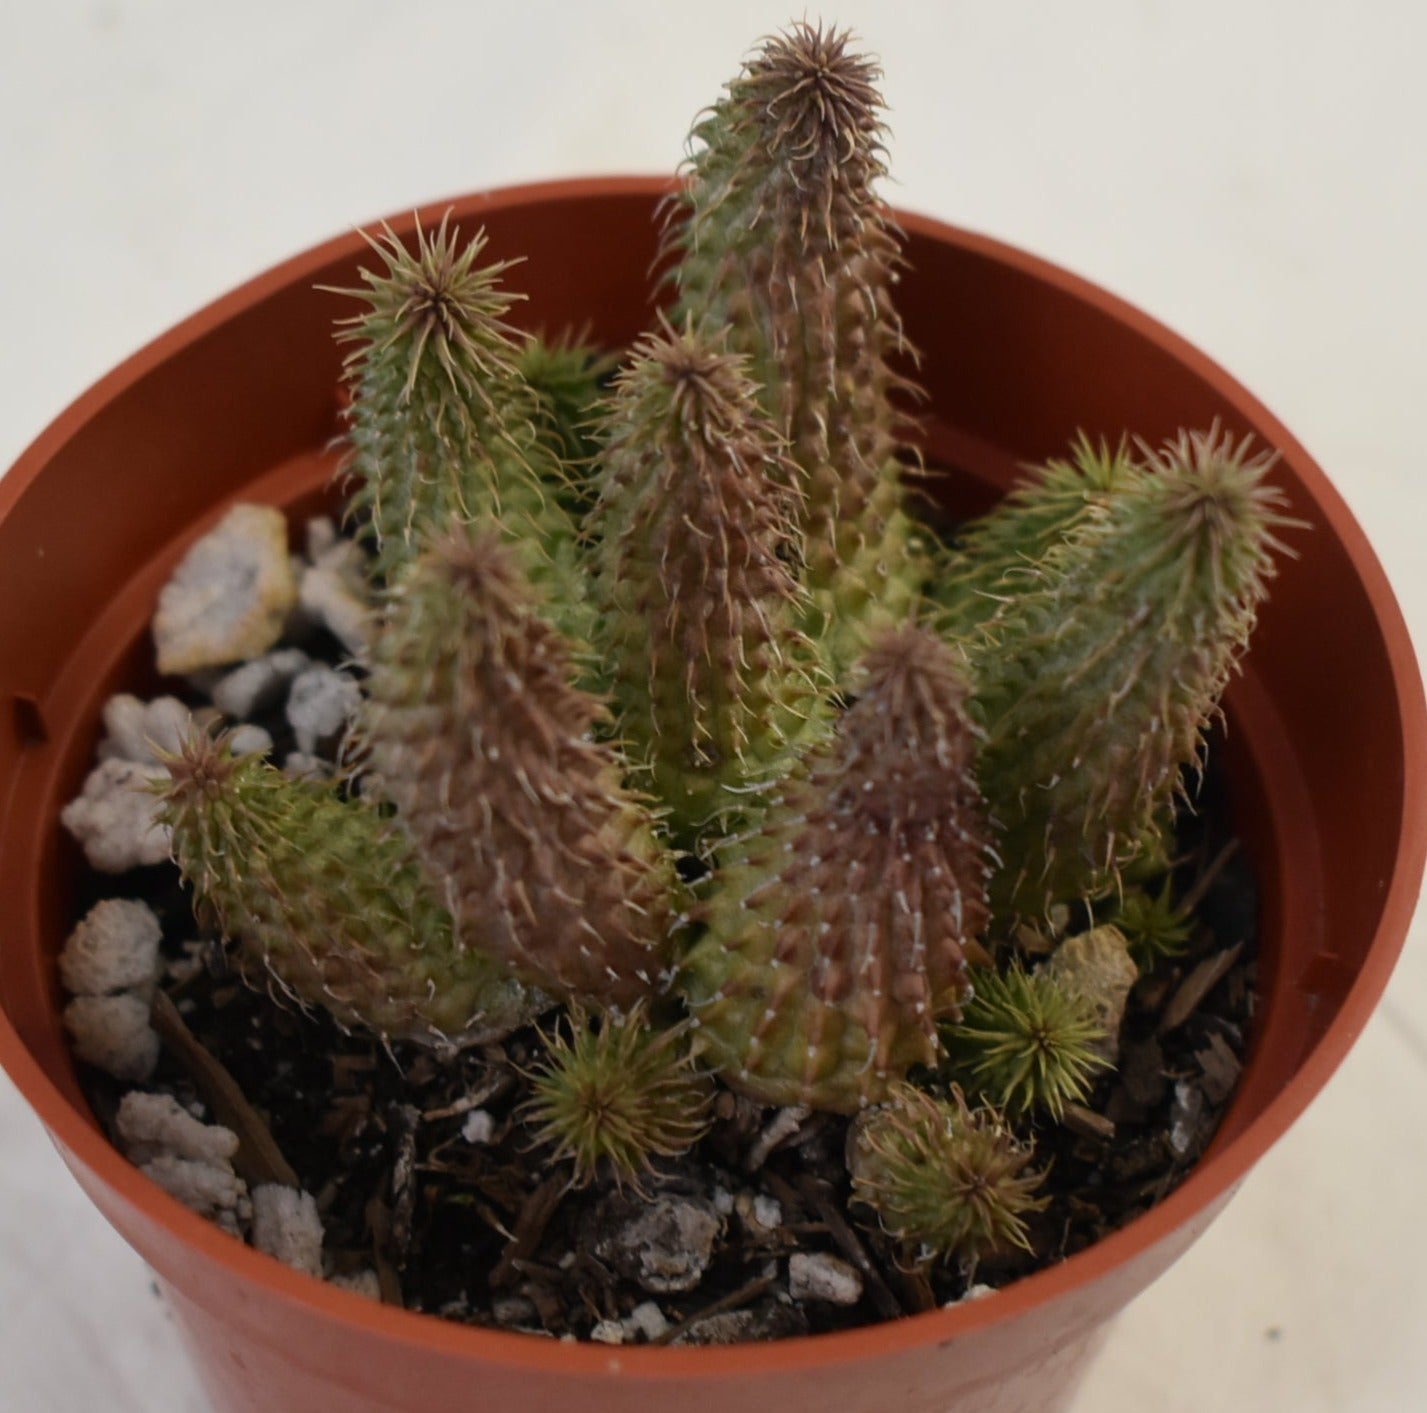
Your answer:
[2,4,1424,1409]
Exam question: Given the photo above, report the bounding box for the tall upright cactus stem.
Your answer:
[330,215,587,632]
[682,626,991,1112]
[587,319,830,840]
[667,22,923,668]
[158,730,538,1048]
[359,528,676,1009]
[974,426,1294,916]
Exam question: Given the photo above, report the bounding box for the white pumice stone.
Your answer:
[226,723,274,758]
[152,504,297,674]
[623,1301,671,1341]
[286,665,361,755]
[787,1251,863,1306]
[62,994,160,1081]
[460,1109,496,1144]
[211,648,311,720]
[61,758,171,873]
[251,1184,325,1278]
[140,1155,246,1218]
[116,1091,239,1168]
[97,694,195,766]
[304,516,339,562]
[58,898,163,997]
[298,563,373,657]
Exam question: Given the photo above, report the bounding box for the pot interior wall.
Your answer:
[0,184,1402,1175]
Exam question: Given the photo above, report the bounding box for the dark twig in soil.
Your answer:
[489,1173,569,1290]
[652,1271,779,1346]
[388,1104,420,1264]
[1175,838,1241,919]
[793,1173,907,1320]
[1160,943,1244,1034]
[364,1194,405,1306]
[1061,1103,1116,1142]
[150,990,300,1188]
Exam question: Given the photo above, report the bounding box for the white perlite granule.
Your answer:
[116,1091,240,1168]
[787,1252,863,1306]
[152,503,297,675]
[62,994,160,1082]
[251,1184,325,1278]
[59,898,162,998]
[60,758,171,873]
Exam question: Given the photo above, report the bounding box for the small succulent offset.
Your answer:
[848,1084,1047,1264]
[148,21,1294,1280]
[943,965,1109,1121]
[522,1003,713,1190]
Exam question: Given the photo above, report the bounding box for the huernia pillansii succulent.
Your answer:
[848,1083,1048,1264]
[329,216,588,634]
[681,626,991,1113]
[518,332,618,484]
[1113,878,1194,964]
[158,729,538,1047]
[72,20,1299,1327]
[943,963,1109,1121]
[931,433,1136,642]
[967,425,1293,917]
[667,21,924,670]
[521,1002,713,1190]
[357,528,676,1010]
[586,318,829,839]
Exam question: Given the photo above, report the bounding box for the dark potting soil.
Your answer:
[78,735,1258,1346]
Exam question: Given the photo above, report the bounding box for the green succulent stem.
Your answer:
[849,1083,1048,1263]
[586,318,830,841]
[358,527,677,1009]
[971,425,1294,917]
[157,729,537,1048]
[518,331,617,488]
[682,627,990,1112]
[942,963,1110,1120]
[667,21,925,670]
[521,1001,713,1191]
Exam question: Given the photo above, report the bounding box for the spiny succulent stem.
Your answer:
[668,21,925,669]
[157,727,538,1048]
[681,626,991,1112]
[586,316,830,840]
[358,527,676,1008]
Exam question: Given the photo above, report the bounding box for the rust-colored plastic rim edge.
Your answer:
[2,176,1424,1377]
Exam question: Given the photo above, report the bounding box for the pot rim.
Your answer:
[2,174,1423,1376]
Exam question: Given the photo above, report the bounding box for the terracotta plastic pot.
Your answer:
[1,176,1422,1413]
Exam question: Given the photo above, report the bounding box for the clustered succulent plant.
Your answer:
[146,20,1293,1286]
